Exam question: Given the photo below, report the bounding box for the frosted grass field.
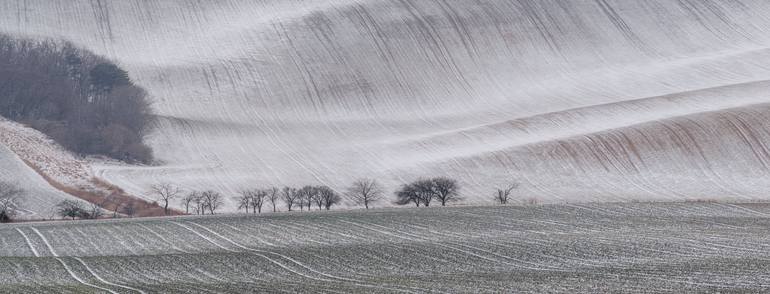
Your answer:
[2,203,770,293]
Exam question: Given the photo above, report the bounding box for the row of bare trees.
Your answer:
[278,185,343,212]
[235,187,280,213]
[394,177,461,207]
[55,200,105,220]
[149,177,521,216]
[1,176,523,222]
[180,191,225,215]
[147,179,384,215]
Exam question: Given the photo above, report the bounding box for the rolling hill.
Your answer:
[2,0,770,211]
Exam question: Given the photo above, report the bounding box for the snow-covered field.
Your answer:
[3,1,770,211]
[1,203,770,293]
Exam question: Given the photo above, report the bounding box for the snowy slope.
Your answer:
[0,121,82,218]
[3,0,770,210]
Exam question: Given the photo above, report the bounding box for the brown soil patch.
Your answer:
[21,159,184,218]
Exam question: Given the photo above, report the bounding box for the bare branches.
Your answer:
[201,191,223,215]
[181,191,199,214]
[395,177,461,207]
[348,179,383,209]
[282,187,298,212]
[56,200,86,220]
[495,183,519,204]
[267,187,280,212]
[298,186,316,211]
[101,193,123,218]
[250,190,267,214]
[150,183,182,215]
[296,185,341,211]
[182,190,223,215]
[235,191,251,213]
[431,177,460,206]
[395,183,421,207]
[318,186,341,210]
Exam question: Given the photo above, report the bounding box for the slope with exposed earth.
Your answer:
[2,1,770,211]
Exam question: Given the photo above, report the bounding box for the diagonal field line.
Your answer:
[15,228,39,257]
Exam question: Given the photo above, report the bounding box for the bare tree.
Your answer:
[282,187,297,211]
[313,187,325,210]
[100,193,123,218]
[297,188,305,211]
[395,183,421,207]
[235,190,252,213]
[250,189,267,214]
[57,200,86,220]
[431,177,461,206]
[318,186,341,210]
[267,187,280,212]
[412,179,435,207]
[348,178,383,209]
[181,191,199,214]
[395,178,460,207]
[150,183,182,215]
[193,193,205,215]
[122,200,137,218]
[0,182,25,222]
[201,190,224,215]
[495,183,518,204]
[298,185,317,211]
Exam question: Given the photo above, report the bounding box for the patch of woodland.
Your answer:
[0,33,153,163]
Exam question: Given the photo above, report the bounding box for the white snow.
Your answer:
[0,118,92,189]
[2,1,770,211]
[0,120,86,218]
